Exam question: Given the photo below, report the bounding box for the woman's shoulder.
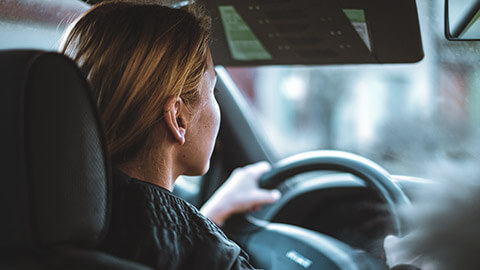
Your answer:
[111,168,220,235]
[105,168,254,269]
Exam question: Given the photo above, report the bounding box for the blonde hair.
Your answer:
[61,1,211,165]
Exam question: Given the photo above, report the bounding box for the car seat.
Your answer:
[0,50,152,270]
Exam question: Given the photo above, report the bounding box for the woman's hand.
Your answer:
[384,234,435,270]
[200,161,281,226]
[384,235,415,268]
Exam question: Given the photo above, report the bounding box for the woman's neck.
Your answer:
[118,152,178,191]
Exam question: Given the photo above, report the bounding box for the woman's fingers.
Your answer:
[252,189,282,205]
[200,161,282,226]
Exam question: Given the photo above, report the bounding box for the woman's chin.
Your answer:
[184,162,210,176]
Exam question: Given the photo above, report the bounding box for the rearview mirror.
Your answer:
[445,0,480,40]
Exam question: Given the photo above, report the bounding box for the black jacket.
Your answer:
[101,169,255,270]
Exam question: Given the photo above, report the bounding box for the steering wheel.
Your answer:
[223,150,410,270]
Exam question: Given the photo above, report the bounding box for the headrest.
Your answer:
[0,50,110,250]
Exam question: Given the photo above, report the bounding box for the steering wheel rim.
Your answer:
[224,150,410,269]
[258,150,410,236]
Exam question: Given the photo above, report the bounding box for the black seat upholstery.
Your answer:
[0,50,152,270]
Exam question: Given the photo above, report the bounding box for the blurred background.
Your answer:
[226,0,480,180]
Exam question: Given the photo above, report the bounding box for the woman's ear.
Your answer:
[163,96,188,145]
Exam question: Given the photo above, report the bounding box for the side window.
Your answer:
[0,0,88,50]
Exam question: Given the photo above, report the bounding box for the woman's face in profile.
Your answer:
[182,50,220,176]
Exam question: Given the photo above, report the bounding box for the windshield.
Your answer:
[225,0,480,179]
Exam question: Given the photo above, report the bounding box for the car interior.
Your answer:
[1,0,480,269]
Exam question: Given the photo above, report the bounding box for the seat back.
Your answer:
[0,50,151,270]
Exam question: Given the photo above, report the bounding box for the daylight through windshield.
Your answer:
[226,0,480,180]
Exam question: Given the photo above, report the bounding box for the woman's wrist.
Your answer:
[200,197,231,226]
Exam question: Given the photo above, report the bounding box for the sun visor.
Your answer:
[204,0,423,65]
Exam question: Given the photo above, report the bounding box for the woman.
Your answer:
[61,1,280,269]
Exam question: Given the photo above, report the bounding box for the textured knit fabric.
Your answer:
[101,169,255,270]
